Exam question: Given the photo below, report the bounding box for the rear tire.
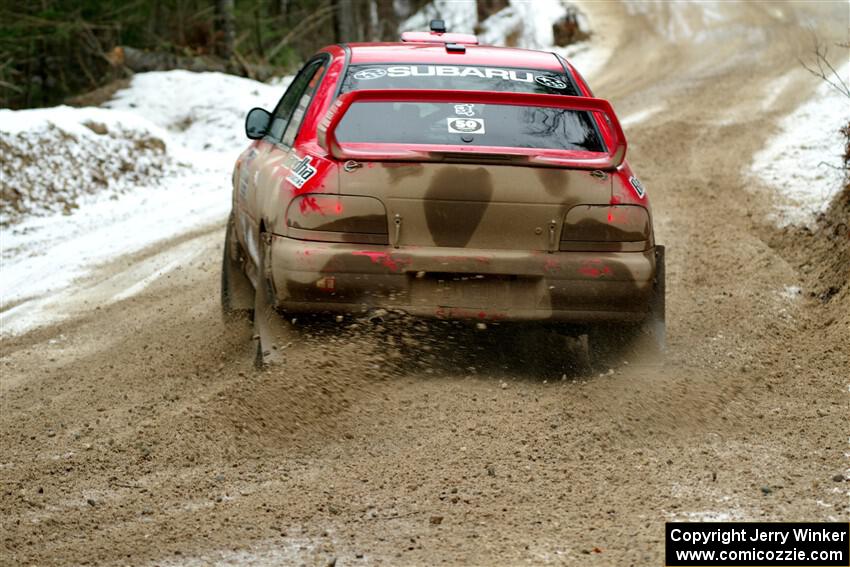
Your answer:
[253,232,292,368]
[221,213,254,319]
[588,245,666,365]
[644,244,666,354]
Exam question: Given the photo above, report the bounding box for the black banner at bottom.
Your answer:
[666,522,849,566]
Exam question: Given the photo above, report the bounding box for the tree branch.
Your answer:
[266,2,335,62]
[799,37,850,98]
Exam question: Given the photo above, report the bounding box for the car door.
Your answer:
[237,56,329,267]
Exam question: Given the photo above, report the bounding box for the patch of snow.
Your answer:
[110,243,203,303]
[778,285,802,301]
[477,0,568,50]
[474,4,520,43]
[1,70,289,336]
[105,70,285,155]
[1,105,164,137]
[749,63,850,226]
[761,70,797,112]
[401,0,609,81]
[0,170,225,335]
[152,537,323,567]
[622,0,756,45]
[559,43,609,83]
[483,0,611,81]
[620,104,664,129]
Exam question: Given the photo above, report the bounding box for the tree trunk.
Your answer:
[376,0,400,41]
[334,0,359,43]
[477,0,509,23]
[215,0,236,60]
[253,7,264,57]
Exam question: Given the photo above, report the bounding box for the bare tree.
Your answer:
[215,0,236,60]
[799,38,849,98]
[334,0,360,42]
[376,0,402,41]
[800,38,850,173]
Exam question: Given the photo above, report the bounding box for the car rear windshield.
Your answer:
[335,102,604,152]
[337,64,604,152]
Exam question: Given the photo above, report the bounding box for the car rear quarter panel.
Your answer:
[231,47,347,261]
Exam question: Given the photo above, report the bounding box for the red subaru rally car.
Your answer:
[221,22,664,364]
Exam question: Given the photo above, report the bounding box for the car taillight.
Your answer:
[286,194,389,245]
[559,205,650,252]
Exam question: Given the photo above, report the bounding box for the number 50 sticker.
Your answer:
[447,118,485,134]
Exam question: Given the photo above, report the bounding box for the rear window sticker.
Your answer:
[447,117,485,134]
[352,68,387,80]
[535,75,568,90]
[342,65,582,97]
[454,103,476,117]
[286,154,318,188]
[355,65,541,83]
[629,176,646,199]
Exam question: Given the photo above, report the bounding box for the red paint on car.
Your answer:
[351,250,410,272]
[578,259,613,278]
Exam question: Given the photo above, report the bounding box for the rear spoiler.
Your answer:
[317,89,627,170]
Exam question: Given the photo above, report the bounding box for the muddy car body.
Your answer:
[222,26,664,358]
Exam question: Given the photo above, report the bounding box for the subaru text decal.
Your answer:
[352,65,570,85]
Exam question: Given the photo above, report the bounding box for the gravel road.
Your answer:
[2,1,848,565]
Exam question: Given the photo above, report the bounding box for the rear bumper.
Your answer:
[268,235,656,323]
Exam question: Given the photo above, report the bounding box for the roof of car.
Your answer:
[346,42,565,71]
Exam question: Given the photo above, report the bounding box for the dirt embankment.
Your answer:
[769,178,850,354]
[2,1,849,566]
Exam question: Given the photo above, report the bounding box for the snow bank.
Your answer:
[401,0,607,81]
[401,0,576,49]
[0,106,177,223]
[478,0,578,51]
[104,70,285,155]
[1,70,289,334]
[0,167,227,335]
[750,64,850,226]
[0,72,287,226]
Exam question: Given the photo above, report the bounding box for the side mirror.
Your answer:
[245,108,271,139]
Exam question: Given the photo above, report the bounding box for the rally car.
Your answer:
[221,21,665,365]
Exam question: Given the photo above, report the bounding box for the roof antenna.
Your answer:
[430,19,447,33]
